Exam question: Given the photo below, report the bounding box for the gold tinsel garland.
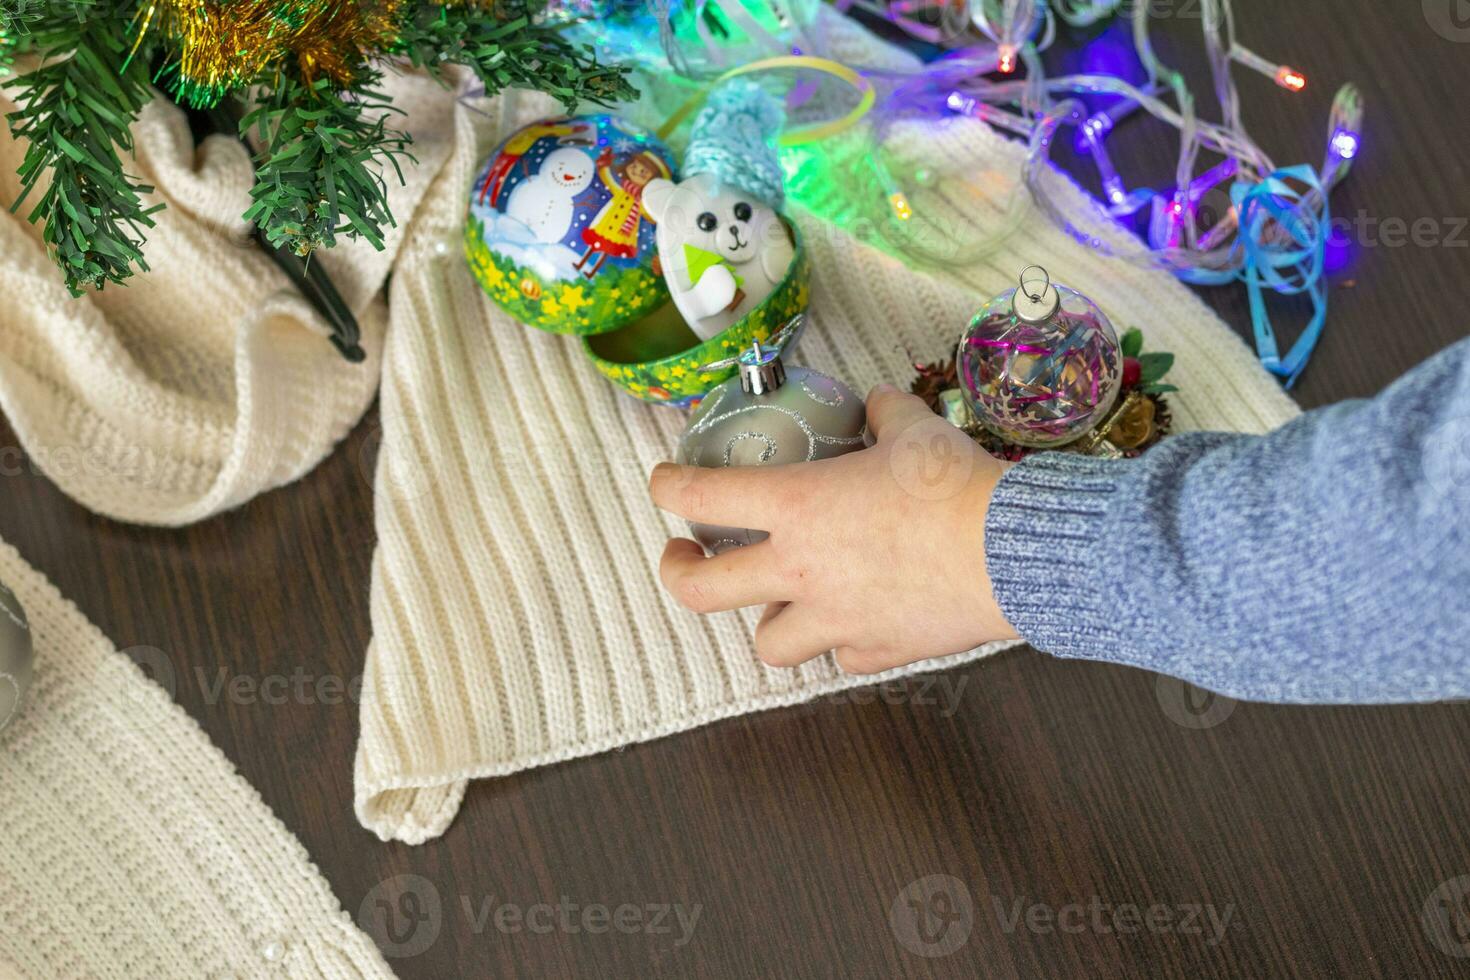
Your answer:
[133,0,413,106]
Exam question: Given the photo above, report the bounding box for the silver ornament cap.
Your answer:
[1012,265,1061,325]
[739,342,787,395]
[0,580,33,736]
[676,344,867,553]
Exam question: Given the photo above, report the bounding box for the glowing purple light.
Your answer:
[1075,112,1114,154]
[1332,129,1360,160]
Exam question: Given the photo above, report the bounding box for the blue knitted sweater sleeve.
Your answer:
[983,336,1470,703]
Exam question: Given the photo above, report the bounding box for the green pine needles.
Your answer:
[7,1,159,293]
[394,1,636,106]
[243,73,413,256]
[1,0,635,294]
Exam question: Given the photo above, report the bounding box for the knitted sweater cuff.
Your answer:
[985,451,1132,657]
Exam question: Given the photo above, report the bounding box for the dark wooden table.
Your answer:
[5,1,1470,976]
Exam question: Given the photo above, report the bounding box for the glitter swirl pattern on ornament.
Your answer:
[957,284,1122,448]
[676,363,867,552]
[680,375,865,467]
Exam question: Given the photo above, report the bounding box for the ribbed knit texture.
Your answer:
[0,536,392,979]
[0,70,455,526]
[0,71,458,975]
[0,19,1308,853]
[987,336,1470,703]
[353,14,1301,844]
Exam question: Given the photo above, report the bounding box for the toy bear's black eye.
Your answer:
[733,202,753,222]
[697,212,718,232]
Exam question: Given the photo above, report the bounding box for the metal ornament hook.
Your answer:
[694,313,807,374]
[1013,265,1061,325]
[1019,265,1051,303]
[738,342,787,394]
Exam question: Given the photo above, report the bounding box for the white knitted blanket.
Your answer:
[0,538,393,978]
[352,47,1301,841]
[0,72,454,975]
[0,70,455,524]
[0,22,1300,859]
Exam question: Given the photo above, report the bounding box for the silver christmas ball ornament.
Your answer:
[676,336,867,553]
[0,580,33,736]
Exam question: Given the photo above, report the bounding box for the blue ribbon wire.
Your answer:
[1174,164,1329,388]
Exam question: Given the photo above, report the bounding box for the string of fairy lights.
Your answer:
[591,0,1364,385]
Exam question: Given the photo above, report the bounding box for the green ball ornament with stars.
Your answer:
[464,115,677,336]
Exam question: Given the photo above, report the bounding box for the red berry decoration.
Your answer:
[1122,357,1142,388]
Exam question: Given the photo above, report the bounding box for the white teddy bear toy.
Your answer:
[642,173,794,341]
[641,79,795,342]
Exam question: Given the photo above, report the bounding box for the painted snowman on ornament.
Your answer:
[505,147,595,243]
[643,80,795,342]
[464,115,678,335]
[475,119,593,211]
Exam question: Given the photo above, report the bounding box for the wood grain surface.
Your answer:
[3,0,1470,976]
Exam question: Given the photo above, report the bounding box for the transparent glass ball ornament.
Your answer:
[956,266,1123,448]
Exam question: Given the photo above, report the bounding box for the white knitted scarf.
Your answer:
[0,72,449,976]
[0,70,456,524]
[0,21,1300,865]
[0,537,393,978]
[351,36,1301,841]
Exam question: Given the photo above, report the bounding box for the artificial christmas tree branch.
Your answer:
[198,99,367,361]
[0,0,637,352]
[5,1,159,294]
[393,1,637,109]
[241,71,413,257]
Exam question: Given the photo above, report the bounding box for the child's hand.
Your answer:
[650,385,1020,674]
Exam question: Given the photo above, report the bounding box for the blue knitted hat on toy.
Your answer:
[683,79,786,211]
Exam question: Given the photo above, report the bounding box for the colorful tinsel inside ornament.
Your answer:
[956,278,1123,449]
[910,324,1177,461]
